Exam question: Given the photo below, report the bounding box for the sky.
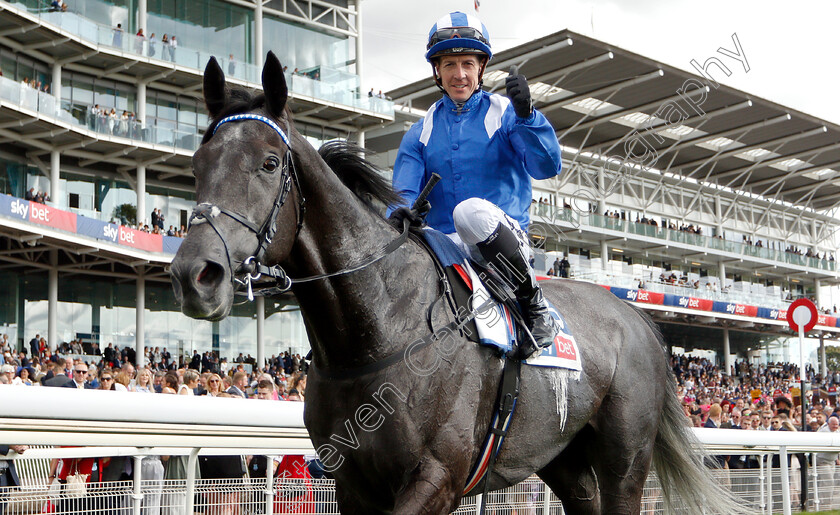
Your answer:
[361,0,840,125]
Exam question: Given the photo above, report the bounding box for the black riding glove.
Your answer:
[388,200,430,230]
[505,67,533,119]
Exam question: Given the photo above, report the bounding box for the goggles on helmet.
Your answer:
[427,27,489,52]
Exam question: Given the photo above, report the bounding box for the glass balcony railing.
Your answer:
[571,268,792,310]
[0,75,201,150]
[6,0,394,117]
[531,204,838,273]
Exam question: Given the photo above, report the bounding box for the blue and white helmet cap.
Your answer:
[425,11,492,62]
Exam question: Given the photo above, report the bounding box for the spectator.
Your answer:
[227,371,249,398]
[161,372,179,394]
[180,369,199,395]
[43,358,70,387]
[169,35,177,61]
[254,379,274,400]
[64,362,94,389]
[0,445,26,514]
[135,369,153,393]
[135,28,145,54]
[113,23,123,48]
[148,32,157,57]
[228,54,236,75]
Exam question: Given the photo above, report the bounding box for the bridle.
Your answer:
[188,112,410,301]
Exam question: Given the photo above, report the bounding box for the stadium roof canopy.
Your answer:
[387,30,840,213]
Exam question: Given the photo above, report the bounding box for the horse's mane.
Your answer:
[202,87,401,212]
[317,141,402,212]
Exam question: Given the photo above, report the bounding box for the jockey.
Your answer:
[387,11,563,359]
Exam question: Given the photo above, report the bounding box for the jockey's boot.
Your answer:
[476,223,559,360]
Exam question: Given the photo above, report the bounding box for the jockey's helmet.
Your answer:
[425,11,492,62]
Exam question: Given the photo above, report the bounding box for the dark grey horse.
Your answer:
[170,52,745,514]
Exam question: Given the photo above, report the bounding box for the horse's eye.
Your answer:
[262,157,279,172]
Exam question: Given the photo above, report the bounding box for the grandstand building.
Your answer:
[0,0,389,365]
[370,31,840,380]
[1,1,838,379]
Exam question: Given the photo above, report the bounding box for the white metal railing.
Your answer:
[4,388,840,514]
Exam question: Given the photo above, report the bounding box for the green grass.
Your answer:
[795,511,840,515]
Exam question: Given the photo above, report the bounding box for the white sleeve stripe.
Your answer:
[485,94,510,139]
[419,101,438,146]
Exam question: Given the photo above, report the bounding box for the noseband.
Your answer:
[188,112,412,301]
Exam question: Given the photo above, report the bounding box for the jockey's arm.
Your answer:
[388,123,427,216]
[506,108,562,180]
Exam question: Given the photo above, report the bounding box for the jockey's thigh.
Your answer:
[451,197,530,265]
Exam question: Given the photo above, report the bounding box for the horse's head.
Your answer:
[170,52,301,320]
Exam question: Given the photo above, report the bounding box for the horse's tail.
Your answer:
[634,307,752,514]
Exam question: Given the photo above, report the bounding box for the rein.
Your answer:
[189,112,412,301]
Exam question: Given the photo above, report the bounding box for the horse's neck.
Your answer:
[286,154,432,371]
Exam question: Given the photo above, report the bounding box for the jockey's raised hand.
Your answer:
[505,66,533,119]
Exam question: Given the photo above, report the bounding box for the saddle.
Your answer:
[415,228,581,369]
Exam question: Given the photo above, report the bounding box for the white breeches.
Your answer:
[449,197,530,265]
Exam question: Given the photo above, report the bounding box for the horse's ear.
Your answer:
[204,56,226,119]
[262,51,288,119]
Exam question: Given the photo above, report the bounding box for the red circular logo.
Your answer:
[787,298,818,333]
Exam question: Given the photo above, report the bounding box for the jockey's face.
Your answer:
[436,55,481,102]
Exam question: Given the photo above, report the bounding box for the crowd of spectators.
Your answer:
[88,105,142,138]
[20,77,50,94]
[23,187,50,204]
[0,334,307,402]
[0,333,317,515]
[673,354,840,433]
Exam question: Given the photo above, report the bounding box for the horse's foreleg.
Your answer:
[392,458,460,515]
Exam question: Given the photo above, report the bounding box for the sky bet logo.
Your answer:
[10,198,29,219]
[103,224,119,242]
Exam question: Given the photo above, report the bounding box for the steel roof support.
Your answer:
[675,126,827,178]
[540,69,664,115]
[584,100,755,155]
[716,141,840,186]
[565,84,707,137]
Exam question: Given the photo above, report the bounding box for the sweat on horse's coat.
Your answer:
[169,52,752,515]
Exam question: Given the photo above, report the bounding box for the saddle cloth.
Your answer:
[421,228,581,371]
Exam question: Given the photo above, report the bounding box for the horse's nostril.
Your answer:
[196,261,224,286]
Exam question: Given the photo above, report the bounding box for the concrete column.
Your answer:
[719,261,726,289]
[255,0,264,69]
[820,333,827,380]
[355,0,363,79]
[51,62,61,108]
[137,82,146,130]
[357,130,365,149]
[137,0,147,34]
[601,239,608,271]
[136,272,145,369]
[256,296,265,373]
[714,195,723,236]
[722,327,732,377]
[50,150,61,208]
[136,165,146,227]
[48,250,58,351]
